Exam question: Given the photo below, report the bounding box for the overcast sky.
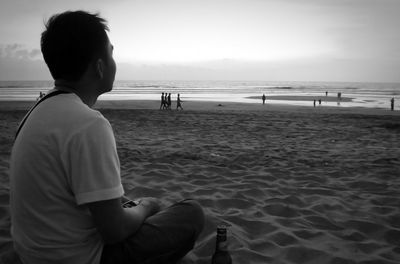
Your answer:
[0,0,399,82]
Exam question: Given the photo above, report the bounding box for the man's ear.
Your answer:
[95,59,104,79]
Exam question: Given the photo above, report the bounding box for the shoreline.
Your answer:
[0,99,398,116]
[247,95,354,102]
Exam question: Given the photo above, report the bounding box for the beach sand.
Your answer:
[0,100,400,264]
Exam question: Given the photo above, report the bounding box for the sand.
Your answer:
[0,100,400,264]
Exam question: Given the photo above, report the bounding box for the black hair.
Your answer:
[41,11,109,81]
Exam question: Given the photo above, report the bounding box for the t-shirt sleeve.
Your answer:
[66,116,124,205]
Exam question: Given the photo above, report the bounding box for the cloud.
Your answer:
[0,58,50,81]
[0,43,41,60]
[30,49,42,58]
[0,43,49,80]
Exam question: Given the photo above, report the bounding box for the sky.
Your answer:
[0,0,399,82]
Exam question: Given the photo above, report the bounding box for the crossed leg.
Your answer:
[101,199,204,264]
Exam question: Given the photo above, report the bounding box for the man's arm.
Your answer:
[87,197,160,244]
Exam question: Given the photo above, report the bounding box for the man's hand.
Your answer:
[87,196,162,244]
[136,197,161,216]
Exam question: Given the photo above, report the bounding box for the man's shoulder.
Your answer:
[35,93,110,135]
[50,94,104,119]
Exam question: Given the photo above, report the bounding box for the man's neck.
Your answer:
[54,80,99,108]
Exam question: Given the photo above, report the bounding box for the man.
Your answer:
[176,93,183,110]
[159,92,165,110]
[391,97,395,111]
[167,93,172,109]
[10,11,204,264]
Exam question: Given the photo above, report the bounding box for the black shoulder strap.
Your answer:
[15,90,71,140]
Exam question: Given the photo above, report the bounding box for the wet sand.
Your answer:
[247,95,354,102]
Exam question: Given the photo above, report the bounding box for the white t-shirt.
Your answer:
[10,91,124,264]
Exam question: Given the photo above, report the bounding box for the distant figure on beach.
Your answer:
[167,93,172,110]
[177,93,183,110]
[10,11,204,264]
[159,92,165,110]
[37,91,45,101]
[391,97,395,111]
[337,92,342,100]
[164,93,169,109]
[326,91,328,96]
[313,100,316,107]
[262,93,266,105]
[319,99,322,105]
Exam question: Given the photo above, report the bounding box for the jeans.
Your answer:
[100,200,205,264]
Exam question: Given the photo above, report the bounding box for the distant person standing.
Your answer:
[262,94,266,105]
[391,97,395,111]
[176,93,183,110]
[337,92,342,106]
[159,92,165,110]
[167,93,172,110]
[326,91,328,96]
[319,99,322,105]
[313,100,316,107]
[37,91,46,101]
[163,93,168,109]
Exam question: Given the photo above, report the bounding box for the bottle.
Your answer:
[211,225,232,264]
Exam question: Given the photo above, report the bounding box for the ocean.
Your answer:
[0,80,399,109]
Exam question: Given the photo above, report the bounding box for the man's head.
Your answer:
[41,11,116,92]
